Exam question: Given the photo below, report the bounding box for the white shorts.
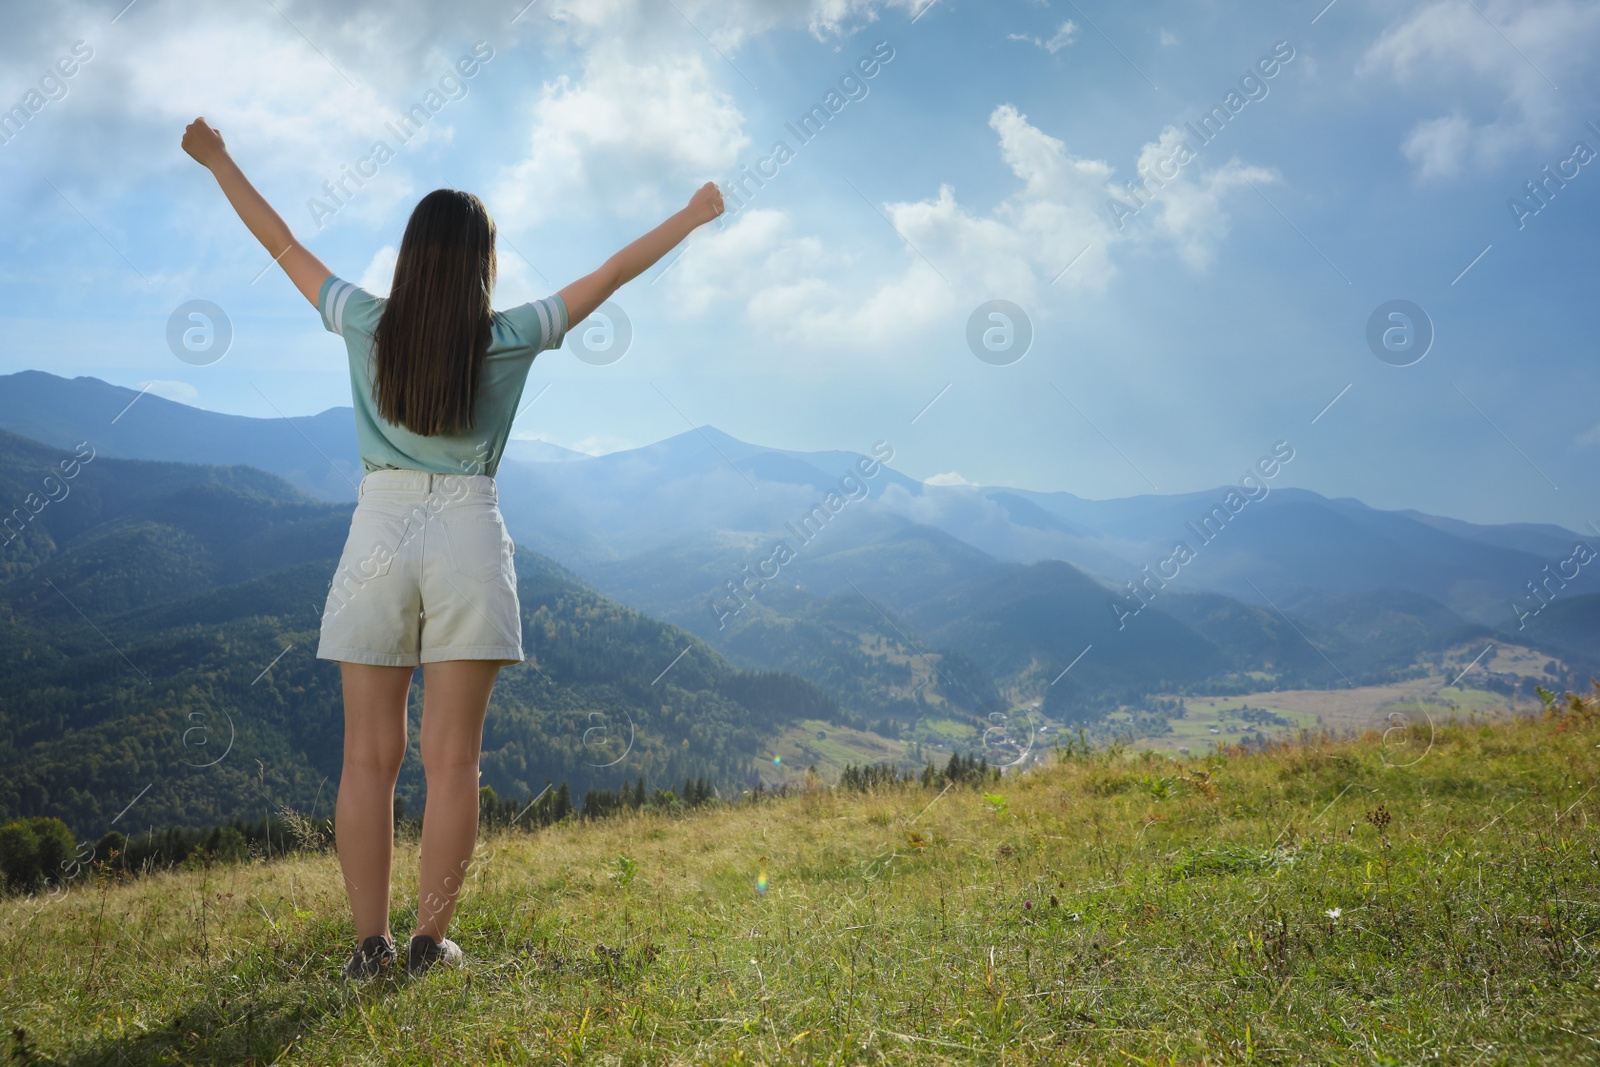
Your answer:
[316,469,522,668]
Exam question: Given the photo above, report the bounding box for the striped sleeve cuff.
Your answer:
[527,294,568,350]
[319,276,359,335]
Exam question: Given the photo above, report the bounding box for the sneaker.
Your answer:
[407,933,463,976]
[343,934,397,979]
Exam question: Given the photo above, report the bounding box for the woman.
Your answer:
[181,116,723,978]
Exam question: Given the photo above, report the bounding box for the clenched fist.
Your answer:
[182,117,228,169]
[686,181,725,226]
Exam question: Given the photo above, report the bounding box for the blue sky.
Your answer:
[2,0,1597,532]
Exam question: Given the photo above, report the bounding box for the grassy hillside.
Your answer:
[4,693,1597,1064]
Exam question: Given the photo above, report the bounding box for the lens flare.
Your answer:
[757,857,768,894]
[772,755,782,765]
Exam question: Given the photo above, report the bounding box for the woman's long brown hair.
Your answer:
[371,189,497,437]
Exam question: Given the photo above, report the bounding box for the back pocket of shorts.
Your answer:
[345,508,412,578]
[443,514,508,583]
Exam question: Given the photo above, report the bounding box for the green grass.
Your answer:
[1157,702,1320,746]
[914,717,979,744]
[4,699,1599,1065]
[763,719,911,782]
[1434,684,1521,712]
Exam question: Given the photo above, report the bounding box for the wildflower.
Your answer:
[1325,908,1341,920]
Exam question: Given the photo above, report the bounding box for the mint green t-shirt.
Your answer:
[318,274,568,478]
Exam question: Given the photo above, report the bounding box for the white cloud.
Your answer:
[0,0,926,220]
[562,432,638,455]
[1360,0,1600,181]
[540,0,931,48]
[138,379,199,404]
[358,245,398,295]
[1131,127,1281,270]
[488,41,751,229]
[663,104,1270,353]
[0,4,415,209]
[1578,423,1600,446]
[1007,20,1079,53]
[924,471,974,486]
[0,0,1273,372]
[799,0,934,38]
[672,176,1052,350]
[989,102,1112,202]
[669,209,831,319]
[1400,113,1475,180]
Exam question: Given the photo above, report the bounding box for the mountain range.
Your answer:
[0,425,847,837]
[6,370,1593,657]
[2,371,1596,834]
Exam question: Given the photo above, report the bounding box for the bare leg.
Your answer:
[413,659,499,941]
[335,662,414,942]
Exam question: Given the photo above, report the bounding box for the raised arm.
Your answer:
[557,182,724,326]
[182,117,331,309]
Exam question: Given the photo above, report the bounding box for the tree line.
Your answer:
[1,752,1003,897]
